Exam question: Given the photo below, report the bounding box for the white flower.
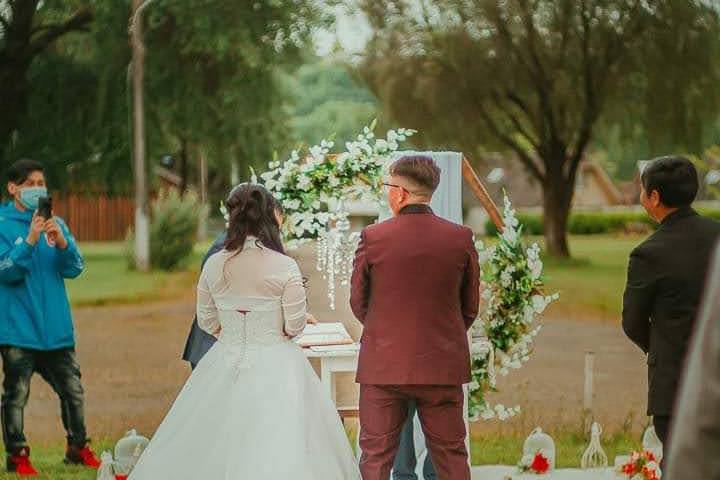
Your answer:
[309,145,324,159]
[374,139,388,152]
[502,226,518,244]
[468,381,480,391]
[283,199,301,210]
[529,258,543,280]
[297,175,312,191]
[347,142,363,157]
[532,295,548,314]
[471,341,491,357]
[500,270,513,287]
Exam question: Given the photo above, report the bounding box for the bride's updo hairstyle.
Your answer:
[224,183,285,255]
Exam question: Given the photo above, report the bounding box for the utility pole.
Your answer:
[130,0,152,271]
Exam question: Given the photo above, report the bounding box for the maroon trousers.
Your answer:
[359,384,470,480]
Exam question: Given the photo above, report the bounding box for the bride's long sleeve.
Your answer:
[197,267,220,335]
[282,262,307,337]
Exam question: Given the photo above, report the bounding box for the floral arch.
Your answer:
[241,122,558,421]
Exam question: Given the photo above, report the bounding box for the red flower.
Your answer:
[531,452,550,474]
[622,463,636,475]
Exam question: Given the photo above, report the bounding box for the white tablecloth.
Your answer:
[472,466,616,479]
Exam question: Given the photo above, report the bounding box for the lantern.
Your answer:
[523,427,556,471]
[642,425,663,463]
[113,429,149,476]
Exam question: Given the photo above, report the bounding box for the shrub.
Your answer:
[483,209,720,236]
[126,189,204,271]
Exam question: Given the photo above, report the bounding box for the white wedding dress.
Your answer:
[130,238,360,479]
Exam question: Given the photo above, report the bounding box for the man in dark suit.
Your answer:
[665,241,720,479]
[181,232,226,368]
[622,156,720,448]
[351,155,479,480]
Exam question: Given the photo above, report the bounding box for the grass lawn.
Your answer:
[533,235,645,322]
[0,430,641,478]
[66,243,208,307]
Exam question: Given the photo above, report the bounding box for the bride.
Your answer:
[130,184,360,479]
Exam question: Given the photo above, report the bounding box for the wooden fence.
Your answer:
[52,194,134,242]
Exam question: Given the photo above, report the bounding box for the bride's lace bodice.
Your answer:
[196,237,307,369]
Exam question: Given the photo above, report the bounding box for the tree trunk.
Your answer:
[179,137,189,194]
[0,63,31,157]
[542,175,573,258]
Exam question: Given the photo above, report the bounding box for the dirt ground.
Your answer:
[19,247,650,445]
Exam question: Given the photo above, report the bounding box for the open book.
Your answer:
[295,322,354,348]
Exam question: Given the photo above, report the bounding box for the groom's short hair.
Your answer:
[641,155,698,207]
[390,155,441,198]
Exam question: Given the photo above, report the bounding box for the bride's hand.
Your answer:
[212,325,222,337]
[306,313,318,325]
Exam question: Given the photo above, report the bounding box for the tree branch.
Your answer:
[490,90,541,151]
[26,5,93,57]
[476,102,545,182]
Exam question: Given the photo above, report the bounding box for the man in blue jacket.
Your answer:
[0,160,100,475]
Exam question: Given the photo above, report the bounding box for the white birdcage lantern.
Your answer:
[642,424,663,463]
[113,429,149,476]
[523,427,556,470]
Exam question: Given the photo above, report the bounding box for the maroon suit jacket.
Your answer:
[350,204,480,385]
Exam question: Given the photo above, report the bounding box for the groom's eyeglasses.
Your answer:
[383,182,408,193]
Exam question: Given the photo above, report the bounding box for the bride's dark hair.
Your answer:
[224,183,285,255]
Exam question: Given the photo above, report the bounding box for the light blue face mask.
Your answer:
[19,187,47,210]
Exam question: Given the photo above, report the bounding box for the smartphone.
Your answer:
[37,196,53,220]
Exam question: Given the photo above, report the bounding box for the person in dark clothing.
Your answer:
[665,241,720,479]
[181,233,226,368]
[622,156,720,451]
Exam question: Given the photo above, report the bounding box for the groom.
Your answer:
[351,155,479,480]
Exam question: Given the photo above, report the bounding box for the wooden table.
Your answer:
[304,344,359,405]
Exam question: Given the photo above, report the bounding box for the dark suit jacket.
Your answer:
[350,204,480,385]
[181,233,226,368]
[622,207,720,415]
[666,241,720,479]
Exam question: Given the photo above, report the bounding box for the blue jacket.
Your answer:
[0,202,84,350]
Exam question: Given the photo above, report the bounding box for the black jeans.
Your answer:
[0,346,88,454]
[392,402,437,480]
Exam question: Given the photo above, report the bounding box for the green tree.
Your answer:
[143,0,328,191]
[356,0,720,257]
[288,58,379,146]
[0,0,93,162]
[4,2,132,191]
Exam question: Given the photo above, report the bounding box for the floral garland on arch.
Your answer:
[258,121,416,248]
[468,195,559,421]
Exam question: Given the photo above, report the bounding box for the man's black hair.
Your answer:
[6,159,45,185]
[641,156,698,207]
